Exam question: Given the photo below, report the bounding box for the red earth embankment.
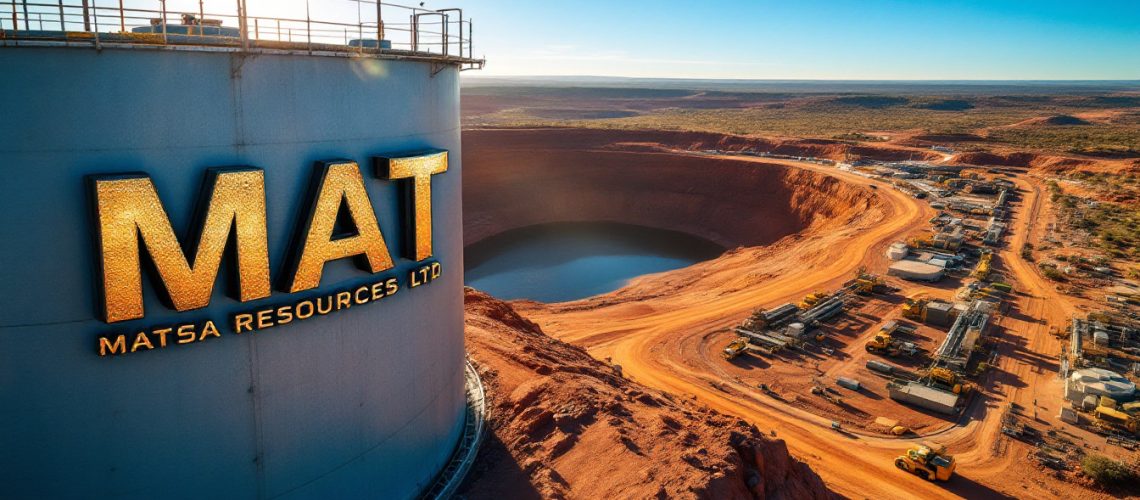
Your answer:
[952,150,1140,174]
[460,289,835,499]
[463,128,876,249]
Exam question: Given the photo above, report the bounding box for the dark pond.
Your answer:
[464,222,724,302]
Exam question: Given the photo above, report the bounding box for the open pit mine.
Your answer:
[458,127,1135,499]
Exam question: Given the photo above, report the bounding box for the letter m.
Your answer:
[91,169,271,323]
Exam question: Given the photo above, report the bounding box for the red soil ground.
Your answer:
[460,289,833,499]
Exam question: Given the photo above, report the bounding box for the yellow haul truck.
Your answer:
[895,442,956,481]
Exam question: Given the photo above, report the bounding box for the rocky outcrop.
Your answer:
[460,289,835,499]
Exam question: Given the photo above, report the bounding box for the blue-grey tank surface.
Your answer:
[0,7,481,496]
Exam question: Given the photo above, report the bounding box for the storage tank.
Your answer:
[837,377,862,391]
[866,360,896,374]
[0,4,483,498]
[887,260,945,282]
[786,322,806,339]
[886,241,909,261]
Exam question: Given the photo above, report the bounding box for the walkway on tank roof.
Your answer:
[0,0,484,68]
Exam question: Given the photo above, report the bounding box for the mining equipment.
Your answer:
[902,293,931,322]
[985,283,1011,297]
[810,380,843,406]
[894,442,957,481]
[923,367,969,394]
[960,282,1005,301]
[1094,404,1140,436]
[865,321,919,356]
[742,303,799,330]
[972,250,993,280]
[891,425,912,436]
[723,337,751,360]
[799,297,846,327]
[845,268,894,294]
[734,328,789,352]
[800,291,830,309]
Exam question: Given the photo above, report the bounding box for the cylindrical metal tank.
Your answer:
[0,45,467,498]
[836,377,861,391]
[866,360,896,374]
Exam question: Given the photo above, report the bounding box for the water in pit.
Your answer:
[464,222,724,302]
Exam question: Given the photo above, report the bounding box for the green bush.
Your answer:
[1041,266,1067,282]
[1081,454,1138,489]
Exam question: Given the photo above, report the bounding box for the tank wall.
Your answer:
[0,47,465,499]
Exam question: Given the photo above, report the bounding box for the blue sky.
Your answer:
[456,0,1140,79]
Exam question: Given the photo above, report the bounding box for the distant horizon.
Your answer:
[464,75,1140,83]
[460,76,1140,94]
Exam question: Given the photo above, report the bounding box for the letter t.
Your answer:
[374,150,448,261]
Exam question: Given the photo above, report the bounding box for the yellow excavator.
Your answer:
[901,293,930,322]
[895,442,956,481]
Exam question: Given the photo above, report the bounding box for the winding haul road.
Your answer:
[521,154,1096,499]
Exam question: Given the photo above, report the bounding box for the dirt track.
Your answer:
[463,128,1115,499]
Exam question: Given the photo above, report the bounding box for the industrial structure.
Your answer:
[1062,314,1140,437]
[730,272,891,357]
[0,2,483,498]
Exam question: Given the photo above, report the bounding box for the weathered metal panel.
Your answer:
[0,47,464,499]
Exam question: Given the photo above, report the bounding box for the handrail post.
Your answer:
[439,9,462,58]
[118,0,124,32]
[375,0,383,42]
[21,0,28,31]
[56,0,64,31]
[414,12,424,52]
[160,0,167,44]
[92,4,99,48]
[237,0,249,50]
[81,0,90,31]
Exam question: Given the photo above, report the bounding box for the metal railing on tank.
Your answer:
[0,0,483,69]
